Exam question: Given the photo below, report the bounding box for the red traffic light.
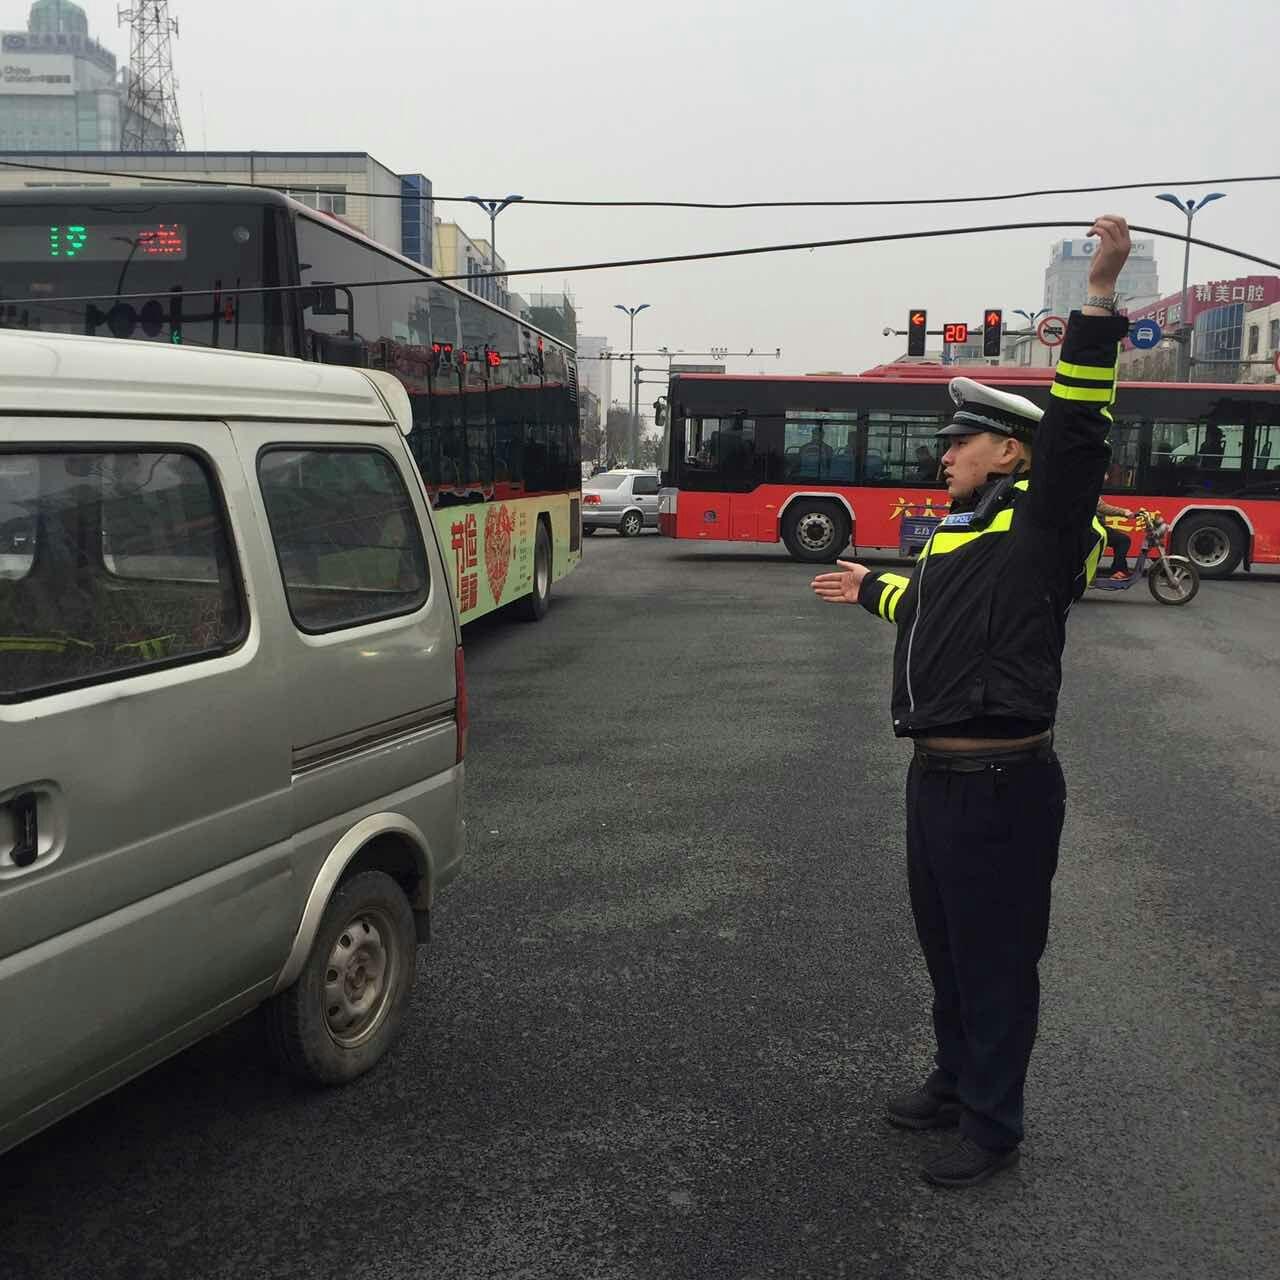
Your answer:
[982,309,1003,357]
[485,348,502,367]
[907,308,928,357]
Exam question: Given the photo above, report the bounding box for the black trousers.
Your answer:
[905,754,1066,1150]
[1104,525,1132,574]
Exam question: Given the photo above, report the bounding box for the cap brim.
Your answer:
[937,421,995,438]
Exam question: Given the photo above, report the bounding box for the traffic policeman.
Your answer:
[812,216,1131,1188]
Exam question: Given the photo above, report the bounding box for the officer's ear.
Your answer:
[1000,436,1031,468]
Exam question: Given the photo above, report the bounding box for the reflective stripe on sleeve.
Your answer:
[1056,360,1115,381]
[1051,383,1114,402]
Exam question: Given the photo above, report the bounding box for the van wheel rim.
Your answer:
[324,909,398,1049]
[1186,527,1230,569]
[797,512,835,551]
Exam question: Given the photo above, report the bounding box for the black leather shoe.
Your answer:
[921,1137,1020,1188]
[885,1085,962,1130]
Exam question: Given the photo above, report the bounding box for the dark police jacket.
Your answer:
[857,311,1128,738]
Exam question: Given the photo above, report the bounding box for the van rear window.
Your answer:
[0,450,244,702]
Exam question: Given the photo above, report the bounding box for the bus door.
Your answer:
[680,414,762,541]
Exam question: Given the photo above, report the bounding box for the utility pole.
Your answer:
[118,2,185,150]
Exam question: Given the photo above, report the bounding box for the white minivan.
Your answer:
[0,329,467,1155]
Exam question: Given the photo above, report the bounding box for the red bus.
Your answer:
[657,364,1280,577]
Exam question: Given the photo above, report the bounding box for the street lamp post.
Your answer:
[615,303,650,465]
[1156,191,1226,381]
[1013,307,1049,366]
[463,194,524,308]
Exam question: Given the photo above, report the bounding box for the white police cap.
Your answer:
[939,377,1043,444]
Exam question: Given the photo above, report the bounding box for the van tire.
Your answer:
[515,518,552,621]
[264,870,417,1086]
[781,501,851,563]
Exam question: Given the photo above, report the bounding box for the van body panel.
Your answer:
[0,331,466,1155]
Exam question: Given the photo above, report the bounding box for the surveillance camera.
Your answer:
[882,327,893,337]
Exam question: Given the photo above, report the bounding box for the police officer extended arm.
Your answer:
[1031,217,1133,535]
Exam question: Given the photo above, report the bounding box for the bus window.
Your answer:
[1149,416,1245,495]
[865,414,946,485]
[783,414,849,481]
[685,417,721,468]
[297,215,379,358]
[1105,421,1142,491]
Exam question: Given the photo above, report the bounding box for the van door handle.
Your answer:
[9,791,38,867]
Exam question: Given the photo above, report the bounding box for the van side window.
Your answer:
[258,447,430,633]
[0,450,244,703]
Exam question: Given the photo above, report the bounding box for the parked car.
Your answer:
[0,329,467,1155]
[582,469,660,536]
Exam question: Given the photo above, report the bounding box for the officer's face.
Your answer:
[941,431,1021,499]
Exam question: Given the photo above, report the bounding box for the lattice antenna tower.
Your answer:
[117,2,186,150]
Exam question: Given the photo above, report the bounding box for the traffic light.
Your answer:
[907,309,927,357]
[983,309,1003,358]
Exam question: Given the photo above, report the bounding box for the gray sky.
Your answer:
[63,1,1280,376]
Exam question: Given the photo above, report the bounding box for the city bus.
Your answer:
[658,364,1280,576]
[0,186,581,622]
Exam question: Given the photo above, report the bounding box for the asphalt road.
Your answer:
[3,533,1278,1280]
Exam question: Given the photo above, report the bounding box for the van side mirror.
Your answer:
[653,397,668,427]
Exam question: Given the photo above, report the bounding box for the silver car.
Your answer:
[582,469,661,537]
[1,329,466,1155]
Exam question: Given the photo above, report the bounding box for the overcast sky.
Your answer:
[56,1,1280,375]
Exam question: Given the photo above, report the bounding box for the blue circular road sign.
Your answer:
[1130,319,1163,349]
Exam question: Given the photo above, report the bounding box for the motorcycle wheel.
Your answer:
[1149,556,1200,605]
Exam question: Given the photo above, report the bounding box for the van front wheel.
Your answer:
[264,870,417,1085]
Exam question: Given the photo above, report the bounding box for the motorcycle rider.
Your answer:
[1097,498,1135,578]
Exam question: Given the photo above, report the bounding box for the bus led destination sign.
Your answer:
[8,223,188,262]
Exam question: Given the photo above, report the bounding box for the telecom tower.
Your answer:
[118,2,185,150]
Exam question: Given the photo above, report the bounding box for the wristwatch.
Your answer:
[1085,293,1121,313]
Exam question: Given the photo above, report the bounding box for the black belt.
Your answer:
[913,737,1056,773]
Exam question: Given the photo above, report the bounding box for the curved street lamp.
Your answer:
[463,194,524,307]
[615,303,651,465]
[1156,191,1227,380]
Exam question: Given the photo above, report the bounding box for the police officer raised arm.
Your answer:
[811,217,1131,1188]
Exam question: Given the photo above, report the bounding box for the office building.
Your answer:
[0,148,435,267]
[1043,237,1160,317]
[0,0,177,151]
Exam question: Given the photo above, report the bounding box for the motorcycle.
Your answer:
[1092,509,1200,605]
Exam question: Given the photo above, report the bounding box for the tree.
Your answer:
[637,433,664,469]
[605,405,634,468]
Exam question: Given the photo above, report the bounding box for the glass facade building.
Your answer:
[399,173,432,269]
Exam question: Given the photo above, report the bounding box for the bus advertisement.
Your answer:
[658,364,1280,577]
[0,187,582,623]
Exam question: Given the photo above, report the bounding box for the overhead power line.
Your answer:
[26,221,1280,310]
[1,156,1279,209]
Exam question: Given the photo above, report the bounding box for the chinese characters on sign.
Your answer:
[450,513,479,613]
[1194,282,1267,304]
